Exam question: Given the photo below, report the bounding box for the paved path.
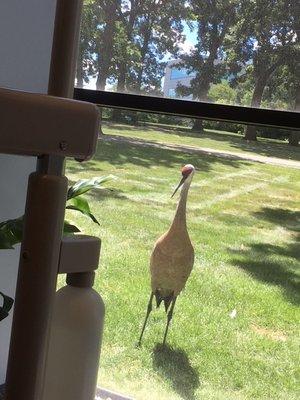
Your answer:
[104,135,300,169]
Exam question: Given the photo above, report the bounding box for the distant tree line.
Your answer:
[77,0,300,145]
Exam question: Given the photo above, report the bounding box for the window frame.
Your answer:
[74,88,300,131]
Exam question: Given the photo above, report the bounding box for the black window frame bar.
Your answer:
[74,88,300,131]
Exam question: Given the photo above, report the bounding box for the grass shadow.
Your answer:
[91,136,251,172]
[68,136,251,177]
[253,208,300,232]
[66,136,253,206]
[152,343,200,400]
[232,259,299,304]
[103,122,300,162]
[230,208,300,305]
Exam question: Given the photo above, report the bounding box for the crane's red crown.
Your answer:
[181,164,195,177]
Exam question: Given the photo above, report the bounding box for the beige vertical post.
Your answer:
[5,2,84,399]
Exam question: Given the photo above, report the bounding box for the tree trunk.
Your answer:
[95,0,118,91]
[94,1,118,135]
[192,87,209,132]
[76,39,85,88]
[244,125,258,141]
[131,112,139,126]
[111,68,126,122]
[96,74,105,91]
[129,18,153,128]
[95,77,106,135]
[76,59,84,88]
[111,109,123,123]
[244,54,285,141]
[97,108,104,136]
[112,3,138,123]
[244,78,266,141]
[192,119,204,132]
[289,84,300,146]
[289,132,299,146]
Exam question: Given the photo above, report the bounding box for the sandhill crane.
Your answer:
[138,164,195,346]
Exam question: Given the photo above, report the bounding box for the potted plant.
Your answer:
[0,176,112,323]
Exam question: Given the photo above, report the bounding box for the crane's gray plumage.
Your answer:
[138,164,195,346]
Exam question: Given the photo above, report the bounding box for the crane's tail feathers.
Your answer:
[164,295,173,312]
[155,294,163,308]
[154,290,174,312]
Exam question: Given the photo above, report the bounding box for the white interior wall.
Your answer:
[0,0,56,384]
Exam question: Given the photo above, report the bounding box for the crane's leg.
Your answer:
[138,292,154,346]
[162,296,177,346]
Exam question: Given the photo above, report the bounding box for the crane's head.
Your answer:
[171,164,195,198]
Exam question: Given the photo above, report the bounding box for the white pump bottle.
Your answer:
[42,271,105,400]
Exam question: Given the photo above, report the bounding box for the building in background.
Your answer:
[163,59,238,101]
[163,60,195,100]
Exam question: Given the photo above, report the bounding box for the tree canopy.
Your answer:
[76,0,300,144]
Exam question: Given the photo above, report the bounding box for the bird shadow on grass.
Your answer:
[152,343,200,400]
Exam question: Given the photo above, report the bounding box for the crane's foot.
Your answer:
[162,297,177,346]
[138,292,154,346]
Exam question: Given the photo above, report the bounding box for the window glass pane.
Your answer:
[67,107,299,398]
[170,68,188,80]
[76,1,300,112]
[170,67,195,80]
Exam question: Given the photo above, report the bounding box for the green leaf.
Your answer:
[0,231,14,249]
[0,309,9,322]
[67,196,91,213]
[67,176,114,200]
[0,176,113,249]
[66,197,100,225]
[63,221,81,234]
[0,217,24,249]
[0,291,14,322]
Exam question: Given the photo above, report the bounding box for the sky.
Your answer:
[179,21,197,54]
[81,20,198,91]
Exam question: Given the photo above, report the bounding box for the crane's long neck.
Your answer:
[170,178,192,232]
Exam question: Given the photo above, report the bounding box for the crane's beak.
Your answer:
[171,176,185,198]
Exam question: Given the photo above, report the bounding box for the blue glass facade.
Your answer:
[170,68,195,80]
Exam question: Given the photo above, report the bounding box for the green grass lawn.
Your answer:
[102,122,300,162]
[66,135,300,400]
